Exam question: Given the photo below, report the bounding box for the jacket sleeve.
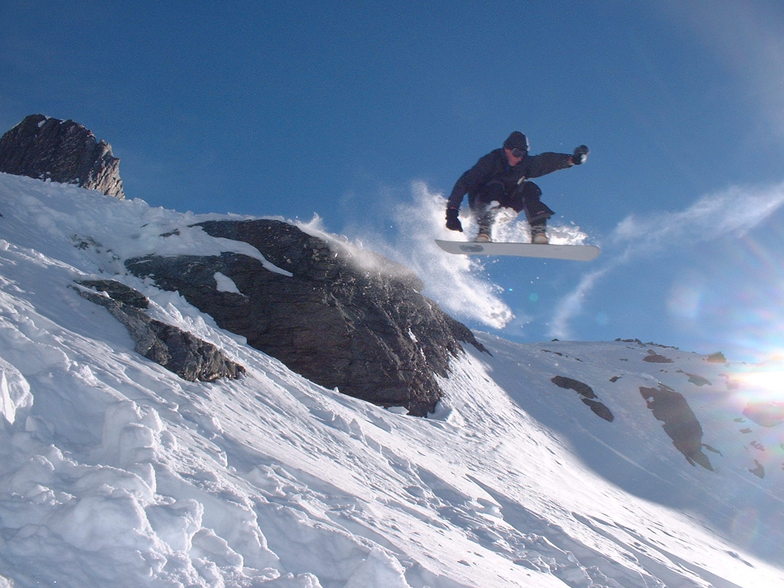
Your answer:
[447,152,497,209]
[523,153,573,179]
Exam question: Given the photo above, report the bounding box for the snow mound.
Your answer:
[0,172,782,586]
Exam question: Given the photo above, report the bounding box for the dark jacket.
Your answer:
[447,148,573,209]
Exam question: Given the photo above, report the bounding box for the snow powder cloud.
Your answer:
[322,181,516,329]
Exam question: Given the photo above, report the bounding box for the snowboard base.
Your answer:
[435,239,600,261]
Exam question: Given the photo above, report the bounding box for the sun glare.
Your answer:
[727,358,784,401]
[731,370,784,391]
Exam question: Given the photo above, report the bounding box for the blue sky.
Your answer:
[3,1,784,362]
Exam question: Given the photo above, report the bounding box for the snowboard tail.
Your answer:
[435,239,600,261]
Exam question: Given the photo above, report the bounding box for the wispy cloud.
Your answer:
[550,180,784,339]
[610,183,784,253]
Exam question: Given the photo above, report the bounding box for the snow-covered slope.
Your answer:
[1,172,782,587]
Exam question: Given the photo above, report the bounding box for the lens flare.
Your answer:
[726,357,784,405]
[729,364,784,394]
[730,507,761,547]
[667,281,704,322]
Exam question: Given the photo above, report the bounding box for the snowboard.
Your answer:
[435,239,600,261]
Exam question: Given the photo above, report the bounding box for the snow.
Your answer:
[1,171,783,586]
[214,272,242,294]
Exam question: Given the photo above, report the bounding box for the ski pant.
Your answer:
[469,180,554,226]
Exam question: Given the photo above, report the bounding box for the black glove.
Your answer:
[572,145,589,165]
[445,208,463,232]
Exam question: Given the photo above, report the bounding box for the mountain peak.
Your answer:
[0,114,125,198]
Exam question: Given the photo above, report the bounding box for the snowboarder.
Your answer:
[445,131,589,243]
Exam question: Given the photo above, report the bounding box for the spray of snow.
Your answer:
[298,183,515,329]
[305,181,589,331]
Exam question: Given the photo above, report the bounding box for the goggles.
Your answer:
[510,148,527,158]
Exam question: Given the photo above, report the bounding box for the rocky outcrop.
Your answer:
[74,279,244,382]
[706,352,726,363]
[126,219,484,416]
[0,114,125,198]
[643,350,673,364]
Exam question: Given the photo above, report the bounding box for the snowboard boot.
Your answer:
[530,223,549,244]
[474,232,491,243]
[475,212,493,242]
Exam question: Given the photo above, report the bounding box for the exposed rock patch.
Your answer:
[74,279,244,381]
[678,371,711,386]
[0,114,125,198]
[551,375,596,399]
[639,384,712,470]
[643,350,673,364]
[551,375,614,422]
[749,459,765,479]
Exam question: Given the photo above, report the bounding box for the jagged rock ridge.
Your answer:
[0,114,125,198]
[126,219,485,416]
[74,279,245,381]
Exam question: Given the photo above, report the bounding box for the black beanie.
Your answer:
[503,131,529,152]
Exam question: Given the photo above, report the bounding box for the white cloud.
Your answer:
[610,183,784,253]
[550,266,614,340]
[550,180,784,339]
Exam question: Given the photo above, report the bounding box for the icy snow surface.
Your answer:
[0,172,783,587]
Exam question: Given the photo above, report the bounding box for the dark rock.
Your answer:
[551,375,614,422]
[551,375,597,399]
[639,384,713,470]
[0,114,125,198]
[581,398,614,422]
[749,459,765,479]
[678,371,711,386]
[616,338,680,352]
[78,279,149,309]
[74,279,244,382]
[643,350,673,363]
[703,443,722,455]
[126,219,484,416]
